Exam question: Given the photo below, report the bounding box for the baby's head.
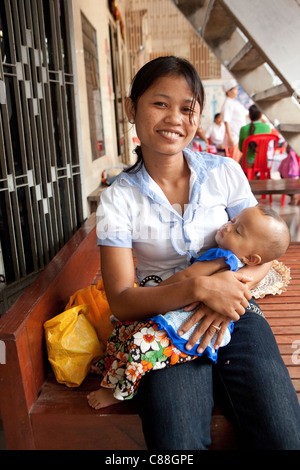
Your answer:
[215,205,290,266]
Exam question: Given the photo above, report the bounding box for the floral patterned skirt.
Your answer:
[97,319,198,400]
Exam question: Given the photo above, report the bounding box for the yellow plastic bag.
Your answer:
[44,304,105,388]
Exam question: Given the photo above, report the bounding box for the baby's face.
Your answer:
[214,206,272,262]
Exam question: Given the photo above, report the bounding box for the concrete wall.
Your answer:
[71,0,129,214]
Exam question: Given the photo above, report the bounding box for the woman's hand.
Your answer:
[177,270,253,353]
[178,304,233,354]
[197,270,252,321]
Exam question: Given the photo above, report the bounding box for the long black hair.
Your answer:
[125,56,205,173]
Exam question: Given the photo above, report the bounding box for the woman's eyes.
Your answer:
[182,106,194,114]
[153,102,193,114]
[154,101,167,107]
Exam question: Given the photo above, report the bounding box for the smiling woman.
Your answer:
[129,76,200,151]
[124,74,202,214]
[124,56,204,174]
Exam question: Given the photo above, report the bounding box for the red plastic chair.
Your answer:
[241,133,279,203]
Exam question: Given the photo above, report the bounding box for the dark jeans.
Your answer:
[136,300,300,450]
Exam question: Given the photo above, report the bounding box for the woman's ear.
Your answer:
[242,254,261,266]
[125,97,135,123]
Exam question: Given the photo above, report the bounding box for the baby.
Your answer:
[87,205,290,409]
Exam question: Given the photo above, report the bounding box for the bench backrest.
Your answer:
[0,215,99,413]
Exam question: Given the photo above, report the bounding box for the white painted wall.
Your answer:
[71,0,129,215]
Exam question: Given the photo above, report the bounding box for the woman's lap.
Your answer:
[136,300,300,450]
[136,356,214,450]
[215,301,300,449]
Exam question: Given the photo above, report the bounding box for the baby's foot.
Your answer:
[87,388,119,410]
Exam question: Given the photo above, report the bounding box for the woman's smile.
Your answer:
[130,75,200,158]
[156,129,184,141]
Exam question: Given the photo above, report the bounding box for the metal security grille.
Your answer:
[0,0,83,307]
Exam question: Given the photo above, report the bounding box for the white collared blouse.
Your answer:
[96,149,257,284]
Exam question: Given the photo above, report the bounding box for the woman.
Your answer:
[221,79,248,162]
[97,57,300,449]
[239,104,271,166]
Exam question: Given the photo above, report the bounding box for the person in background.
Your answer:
[239,104,271,167]
[205,113,225,153]
[278,145,300,205]
[221,79,248,162]
[193,126,209,152]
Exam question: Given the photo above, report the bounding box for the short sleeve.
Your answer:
[195,248,243,271]
[96,185,132,248]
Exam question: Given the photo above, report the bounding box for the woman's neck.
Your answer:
[143,150,187,180]
[142,150,190,212]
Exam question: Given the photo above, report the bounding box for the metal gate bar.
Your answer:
[0,0,83,292]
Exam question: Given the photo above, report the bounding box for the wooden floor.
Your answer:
[258,242,300,403]
[255,192,300,403]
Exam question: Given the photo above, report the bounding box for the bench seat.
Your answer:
[28,374,237,450]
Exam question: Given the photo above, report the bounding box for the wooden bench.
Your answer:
[0,213,299,450]
[250,178,300,196]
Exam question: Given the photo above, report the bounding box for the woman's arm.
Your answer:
[224,121,234,147]
[161,258,272,289]
[159,258,228,286]
[178,262,273,353]
[100,245,203,320]
[100,246,251,322]
[238,261,273,289]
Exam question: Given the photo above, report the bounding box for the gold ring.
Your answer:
[212,324,221,331]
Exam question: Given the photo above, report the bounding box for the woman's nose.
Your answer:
[165,108,182,124]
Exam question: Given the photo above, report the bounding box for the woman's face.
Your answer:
[127,75,201,160]
[227,86,238,99]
